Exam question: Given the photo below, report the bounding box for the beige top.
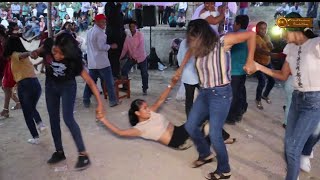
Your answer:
[134,111,170,141]
[11,52,36,83]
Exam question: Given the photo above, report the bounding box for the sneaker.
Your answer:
[261,96,271,104]
[300,155,311,173]
[75,154,91,171]
[255,100,264,110]
[38,123,47,133]
[47,151,66,164]
[27,138,40,145]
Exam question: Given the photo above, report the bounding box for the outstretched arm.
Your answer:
[150,50,192,112]
[98,117,141,137]
[80,69,105,119]
[255,60,291,81]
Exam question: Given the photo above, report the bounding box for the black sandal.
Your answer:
[190,154,215,168]
[205,171,232,180]
[224,138,237,144]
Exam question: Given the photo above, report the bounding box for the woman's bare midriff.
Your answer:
[158,122,174,145]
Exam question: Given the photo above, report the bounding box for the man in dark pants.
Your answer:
[105,2,126,79]
[226,15,249,124]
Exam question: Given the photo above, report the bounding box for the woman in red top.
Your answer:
[0,27,21,118]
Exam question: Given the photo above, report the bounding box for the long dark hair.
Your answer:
[128,99,146,126]
[3,36,27,58]
[186,19,219,57]
[54,33,83,76]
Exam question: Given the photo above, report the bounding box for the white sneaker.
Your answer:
[38,123,47,133]
[27,138,40,145]
[300,155,311,173]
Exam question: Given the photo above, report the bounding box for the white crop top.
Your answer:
[134,111,170,141]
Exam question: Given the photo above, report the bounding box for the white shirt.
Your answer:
[283,37,320,92]
[32,8,37,17]
[177,39,199,85]
[86,25,111,69]
[11,4,21,14]
[199,10,220,34]
[81,2,91,13]
[98,6,104,15]
[289,6,303,15]
[134,112,169,141]
[179,2,188,11]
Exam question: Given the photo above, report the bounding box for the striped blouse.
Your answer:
[195,36,232,88]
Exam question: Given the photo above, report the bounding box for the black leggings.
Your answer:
[168,125,230,149]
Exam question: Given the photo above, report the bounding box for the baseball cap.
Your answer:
[95,14,107,22]
[39,15,44,18]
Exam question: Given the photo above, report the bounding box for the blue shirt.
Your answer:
[177,39,199,85]
[231,29,248,75]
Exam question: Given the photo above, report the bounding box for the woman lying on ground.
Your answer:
[97,75,236,164]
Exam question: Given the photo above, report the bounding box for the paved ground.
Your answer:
[0,43,319,180]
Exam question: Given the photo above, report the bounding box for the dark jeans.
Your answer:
[46,79,86,152]
[83,66,118,106]
[307,2,319,18]
[121,58,149,91]
[158,10,163,24]
[17,78,43,138]
[255,64,275,101]
[226,75,247,122]
[184,83,200,118]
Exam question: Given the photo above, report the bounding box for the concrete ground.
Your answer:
[0,39,319,180]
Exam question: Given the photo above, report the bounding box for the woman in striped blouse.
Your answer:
[174,19,256,180]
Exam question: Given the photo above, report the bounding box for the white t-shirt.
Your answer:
[134,112,169,141]
[283,37,320,92]
[199,10,220,34]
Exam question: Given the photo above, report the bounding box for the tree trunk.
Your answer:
[47,2,53,38]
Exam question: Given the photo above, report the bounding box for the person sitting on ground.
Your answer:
[97,74,236,151]
[147,47,167,71]
[168,12,177,28]
[177,14,186,28]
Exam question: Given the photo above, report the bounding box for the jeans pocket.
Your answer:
[212,85,233,101]
[304,92,320,110]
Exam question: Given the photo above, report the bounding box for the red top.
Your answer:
[240,2,249,8]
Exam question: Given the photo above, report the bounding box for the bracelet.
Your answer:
[167,84,172,89]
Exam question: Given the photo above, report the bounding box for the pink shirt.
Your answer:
[120,31,146,63]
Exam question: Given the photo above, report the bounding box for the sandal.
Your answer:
[261,96,272,104]
[224,138,236,144]
[11,102,21,110]
[205,171,232,180]
[0,108,9,118]
[190,153,215,168]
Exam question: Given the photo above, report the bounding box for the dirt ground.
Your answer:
[0,28,320,180]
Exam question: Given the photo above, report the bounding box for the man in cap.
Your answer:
[83,14,120,107]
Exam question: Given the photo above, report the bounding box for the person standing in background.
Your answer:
[239,2,249,15]
[11,3,21,20]
[158,6,164,25]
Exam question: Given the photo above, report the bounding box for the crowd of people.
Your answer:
[0,2,319,180]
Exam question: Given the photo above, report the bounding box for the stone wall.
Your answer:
[140,26,186,63]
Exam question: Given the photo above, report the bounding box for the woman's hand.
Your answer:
[95,104,105,120]
[243,60,257,75]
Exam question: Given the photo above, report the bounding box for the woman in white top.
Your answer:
[252,12,320,180]
[98,75,236,152]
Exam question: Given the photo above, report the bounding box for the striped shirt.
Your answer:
[195,36,231,88]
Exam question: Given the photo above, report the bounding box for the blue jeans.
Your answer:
[185,84,232,173]
[255,64,275,101]
[285,91,320,180]
[46,79,86,152]
[17,78,43,138]
[121,58,149,91]
[302,122,320,156]
[239,8,248,15]
[283,76,294,125]
[83,66,118,106]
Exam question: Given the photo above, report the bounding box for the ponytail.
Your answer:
[128,99,145,126]
[303,28,318,39]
